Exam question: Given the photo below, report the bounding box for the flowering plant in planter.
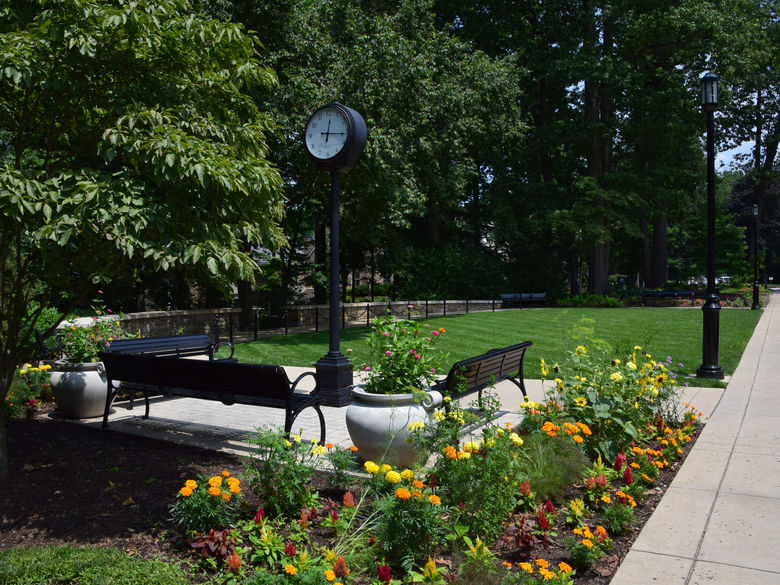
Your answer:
[60,316,126,363]
[358,314,446,395]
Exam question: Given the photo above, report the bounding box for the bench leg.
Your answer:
[507,377,529,401]
[285,404,327,446]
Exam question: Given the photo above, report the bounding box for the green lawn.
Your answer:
[232,307,762,386]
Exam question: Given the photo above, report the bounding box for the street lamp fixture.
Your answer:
[697,72,724,379]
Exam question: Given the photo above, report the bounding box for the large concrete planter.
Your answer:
[51,361,107,419]
[345,385,442,468]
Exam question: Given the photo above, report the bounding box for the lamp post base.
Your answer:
[752,282,761,310]
[697,294,724,379]
[315,352,353,407]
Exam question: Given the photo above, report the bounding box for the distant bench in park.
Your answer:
[432,341,532,410]
[499,293,548,308]
[98,335,325,444]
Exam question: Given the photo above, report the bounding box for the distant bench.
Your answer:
[499,293,548,308]
[432,341,532,409]
[98,335,325,443]
[623,290,696,306]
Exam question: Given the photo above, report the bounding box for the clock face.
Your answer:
[305,107,349,160]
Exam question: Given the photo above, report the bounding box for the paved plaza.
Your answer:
[76,293,779,585]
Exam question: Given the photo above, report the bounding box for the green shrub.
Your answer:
[0,545,188,585]
[169,471,243,535]
[518,433,589,503]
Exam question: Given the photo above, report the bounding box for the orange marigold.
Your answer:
[395,488,412,500]
[208,486,221,497]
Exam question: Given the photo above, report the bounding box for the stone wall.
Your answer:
[119,308,240,339]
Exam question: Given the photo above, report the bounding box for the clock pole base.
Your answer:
[315,352,353,407]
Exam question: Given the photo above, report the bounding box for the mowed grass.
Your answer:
[232,307,762,386]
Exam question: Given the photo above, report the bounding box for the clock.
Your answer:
[304,103,367,172]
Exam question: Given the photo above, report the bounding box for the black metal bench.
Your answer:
[35,329,66,362]
[102,334,236,410]
[105,334,235,360]
[640,290,695,306]
[499,293,548,308]
[432,341,532,409]
[98,352,325,444]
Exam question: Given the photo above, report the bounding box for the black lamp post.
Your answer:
[751,203,761,310]
[697,72,725,379]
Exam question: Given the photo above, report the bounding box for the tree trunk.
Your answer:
[237,279,253,329]
[0,411,7,481]
[651,217,668,288]
[641,215,651,288]
[588,242,610,295]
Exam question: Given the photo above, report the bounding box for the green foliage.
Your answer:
[243,426,321,519]
[0,0,285,464]
[516,433,589,504]
[169,472,243,535]
[360,313,447,394]
[0,545,188,585]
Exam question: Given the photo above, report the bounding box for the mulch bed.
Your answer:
[0,405,699,584]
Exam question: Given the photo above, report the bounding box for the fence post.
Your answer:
[425,300,429,318]
[314,306,319,332]
[466,299,469,314]
[366,303,370,327]
[254,307,259,340]
[443,299,447,316]
[342,305,346,329]
[407,303,411,320]
[213,314,220,345]
[284,311,289,335]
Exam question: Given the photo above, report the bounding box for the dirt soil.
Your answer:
[0,406,699,584]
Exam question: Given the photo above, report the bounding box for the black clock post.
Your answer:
[304,104,367,406]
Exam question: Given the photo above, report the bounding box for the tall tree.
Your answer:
[0,0,285,480]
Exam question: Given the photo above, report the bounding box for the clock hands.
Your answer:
[321,119,345,143]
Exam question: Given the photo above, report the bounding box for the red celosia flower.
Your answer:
[254,507,265,523]
[343,491,356,508]
[519,480,532,496]
[330,509,339,523]
[536,508,550,531]
[544,499,555,514]
[284,541,296,556]
[377,562,392,583]
[614,452,625,471]
[623,466,634,485]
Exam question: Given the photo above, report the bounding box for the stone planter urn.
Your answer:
[345,385,443,468]
[50,361,107,419]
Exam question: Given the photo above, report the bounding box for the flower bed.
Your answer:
[155,344,701,585]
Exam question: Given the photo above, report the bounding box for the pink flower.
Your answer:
[414,354,421,359]
[385,351,393,356]
[432,330,440,336]
[383,332,390,337]
[364,366,371,371]
[409,349,416,354]
[407,304,413,309]
[107,309,113,314]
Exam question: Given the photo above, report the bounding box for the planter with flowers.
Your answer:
[345,314,445,467]
[51,305,127,419]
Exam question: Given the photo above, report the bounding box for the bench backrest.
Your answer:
[99,352,292,401]
[104,335,214,358]
[440,341,532,393]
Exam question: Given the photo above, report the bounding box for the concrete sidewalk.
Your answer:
[78,295,777,584]
[610,292,780,585]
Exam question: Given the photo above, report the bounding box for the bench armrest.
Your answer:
[290,371,319,396]
[212,340,235,360]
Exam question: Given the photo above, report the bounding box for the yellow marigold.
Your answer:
[284,564,297,575]
[582,538,594,548]
[558,561,573,573]
[595,525,609,539]
[311,444,327,456]
[428,494,441,506]
[364,461,380,474]
[221,492,232,502]
[457,451,471,460]
[229,483,240,494]
[400,469,415,481]
[208,476,222,488]
[324,569,336,582]
[535,559,549,569]
[385,470,401,484]
[185,479,198,489]
[208,486,221,497]
[540,568,554,580]
[509,432,523,446]
[380,464,392,474]
[463,441,480,453]
[395,488,412,500]
[519,562,534,573]
[601,495,611,503]
[407,420,425,432]
[573,527,583,536]
[179,486,193,497]
[433,410,446,422]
